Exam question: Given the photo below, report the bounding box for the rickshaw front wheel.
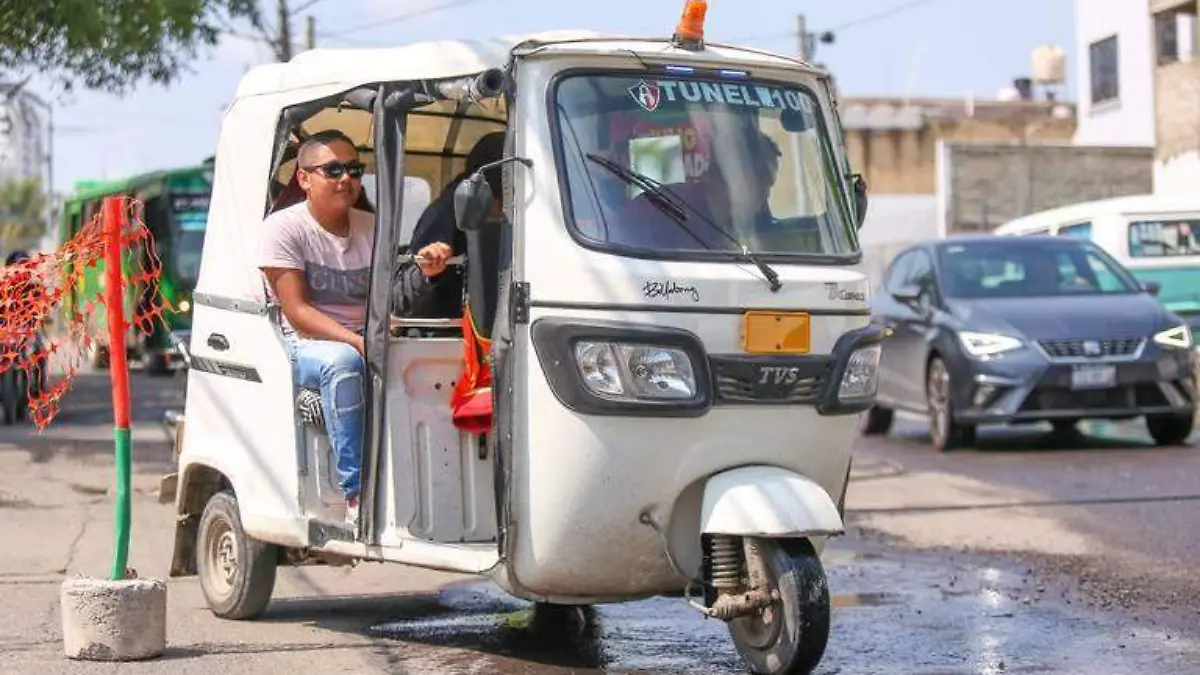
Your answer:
[728,538,830,675]
[196,490,278,620]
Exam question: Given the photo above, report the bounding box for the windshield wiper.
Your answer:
[738,245,782,293]
[586,153,687,222]
[585,154,782,293]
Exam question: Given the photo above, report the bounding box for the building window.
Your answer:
[1155,8,1196,65]
[1089,36,1120,105]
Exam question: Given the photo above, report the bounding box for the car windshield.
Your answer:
[552,72,858,259]
[937,240,1138,299]
[170,193,208,287]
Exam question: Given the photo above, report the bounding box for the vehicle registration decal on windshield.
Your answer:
[628,79,814,114]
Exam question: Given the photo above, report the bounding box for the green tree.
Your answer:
[0,1,263,94]
[0,177,48,251]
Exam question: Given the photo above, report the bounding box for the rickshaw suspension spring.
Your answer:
[709,535,743,589]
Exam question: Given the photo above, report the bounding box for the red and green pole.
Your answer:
[102,196,132,581]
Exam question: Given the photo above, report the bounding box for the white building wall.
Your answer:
[1155,151,1200,194]
[1073,0,1156,147]
[0,94,45,187]
[858,195,938,290]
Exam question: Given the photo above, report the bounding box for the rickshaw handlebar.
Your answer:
[397,253,466,267]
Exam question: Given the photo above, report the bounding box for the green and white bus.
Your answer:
[58,161,212,375]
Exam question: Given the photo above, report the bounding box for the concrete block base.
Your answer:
[60,577,167,661]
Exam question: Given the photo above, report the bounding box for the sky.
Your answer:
[29,0,1077,195]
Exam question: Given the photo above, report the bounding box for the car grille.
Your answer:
[709,356,831,404]
[1019,384,1169,412]
[1037,338,1144,360]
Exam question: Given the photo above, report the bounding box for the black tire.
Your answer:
[858,406,894,436]
[0,372,17,426]
[728,539,830,675]
[926,357,974,452]
[196,490,278,620]
[1146,413,1194,447]
[1051,419,1080,437]
[14,370,28,421]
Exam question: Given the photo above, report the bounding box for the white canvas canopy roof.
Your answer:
[232,29,813,100]
[234,30,609,99]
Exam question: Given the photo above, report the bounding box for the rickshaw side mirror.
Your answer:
[454,172,494,233]
[851,173,868,229]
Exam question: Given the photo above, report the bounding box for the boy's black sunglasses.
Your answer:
[302,160,366,180]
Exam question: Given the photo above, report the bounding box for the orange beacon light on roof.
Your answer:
[672,0,708,50]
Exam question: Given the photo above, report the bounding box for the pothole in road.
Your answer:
[364,538,1200,675]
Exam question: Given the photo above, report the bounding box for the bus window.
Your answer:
[1128,219,1200,257]
[1059,222,1092,239]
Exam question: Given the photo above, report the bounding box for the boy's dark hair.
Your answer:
[297,129,358,167]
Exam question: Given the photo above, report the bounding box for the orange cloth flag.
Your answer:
[450,305,493,434]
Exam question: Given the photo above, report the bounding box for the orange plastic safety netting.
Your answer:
[0,198,170,429]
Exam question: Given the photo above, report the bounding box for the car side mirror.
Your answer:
[453,172,493,233]
[851,173,868,229]
[1143,280,1162,296]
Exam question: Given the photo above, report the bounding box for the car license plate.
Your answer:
[1070,364,1116,390]
[742,311,811,354]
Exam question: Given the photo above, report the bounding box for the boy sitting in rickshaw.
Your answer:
[258,129,456,523]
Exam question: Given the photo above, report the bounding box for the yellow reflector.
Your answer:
[742,311,811,354]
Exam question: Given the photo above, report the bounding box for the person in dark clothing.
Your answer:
[391,131,506,318]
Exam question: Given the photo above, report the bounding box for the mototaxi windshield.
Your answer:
[551,71,859,261]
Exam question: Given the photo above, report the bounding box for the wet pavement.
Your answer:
[3,371,1199,673]
[366,530,1200,674]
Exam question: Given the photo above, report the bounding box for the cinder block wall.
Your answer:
[940,143,1155,234]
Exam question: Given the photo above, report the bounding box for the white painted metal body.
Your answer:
[173,30,868,605]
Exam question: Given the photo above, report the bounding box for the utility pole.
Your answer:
[276,0,294,61]
[797,14,810,61]
[306,15,316,50]
[796,13,836,64]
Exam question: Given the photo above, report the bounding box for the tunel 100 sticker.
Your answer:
[628,79,814,114]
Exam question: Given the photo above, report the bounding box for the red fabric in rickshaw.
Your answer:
[450,304,492,434]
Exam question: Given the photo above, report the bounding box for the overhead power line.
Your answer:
[730,0,942,47]
[319,0,489,41]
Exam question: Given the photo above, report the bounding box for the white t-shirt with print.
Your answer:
[259,202,375,335]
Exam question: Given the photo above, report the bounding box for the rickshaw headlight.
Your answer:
[574,341,698,400]
[837,344,881,401]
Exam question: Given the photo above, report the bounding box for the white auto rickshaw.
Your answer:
[169,5,880,673]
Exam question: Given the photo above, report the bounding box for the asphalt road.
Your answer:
[0,370,1197,673]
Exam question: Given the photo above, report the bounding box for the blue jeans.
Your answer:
[286,336,365,499]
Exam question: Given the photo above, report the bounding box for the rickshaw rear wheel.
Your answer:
[728,538,830,675]
[196,490,278,620]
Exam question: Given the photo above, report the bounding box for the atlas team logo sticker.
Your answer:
[629,80,662,112]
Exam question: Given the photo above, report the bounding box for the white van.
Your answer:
[992,194,1200,331]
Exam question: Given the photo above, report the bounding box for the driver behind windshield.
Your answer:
[611,129,783,250]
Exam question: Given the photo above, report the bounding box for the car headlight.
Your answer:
[838,344,881,401]
[574,341,698,401]
[958,331,1023,358]
[1153,324,1193,350]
